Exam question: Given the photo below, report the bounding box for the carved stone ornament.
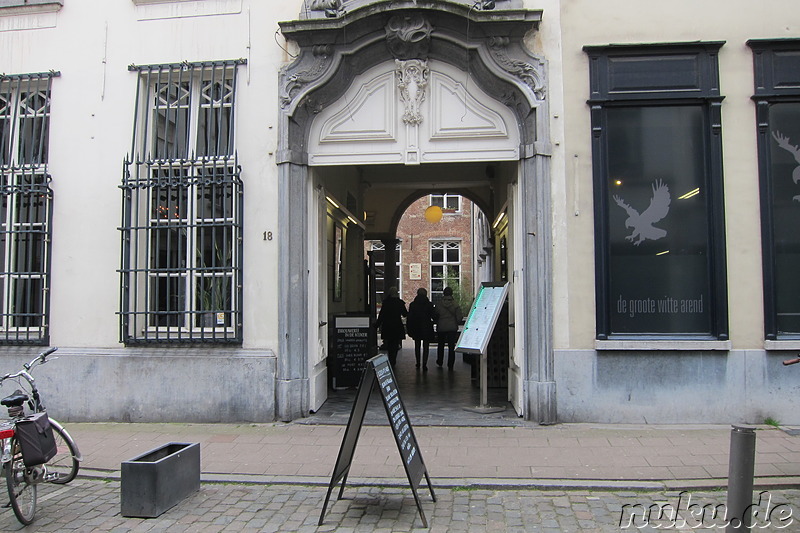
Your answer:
[280,45,332,109]
[487,36,546,101]
[307,0,340,11]
[396,59,429,126]
[385,13,433,60]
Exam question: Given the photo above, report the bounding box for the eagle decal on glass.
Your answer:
[613,180,671,246]
[772,130,800,202]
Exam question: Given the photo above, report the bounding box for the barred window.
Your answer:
[120,60,244,344]
[430,240,460,304]
[0,72,57,345]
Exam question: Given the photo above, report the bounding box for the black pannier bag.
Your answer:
[15,412,57,466]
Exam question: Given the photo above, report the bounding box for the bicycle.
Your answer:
[0,347,81,525]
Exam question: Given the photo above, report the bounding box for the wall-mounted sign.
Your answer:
[409,263,422,280]
[332,315,371,389]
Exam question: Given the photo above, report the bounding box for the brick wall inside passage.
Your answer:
[396,196,474,304]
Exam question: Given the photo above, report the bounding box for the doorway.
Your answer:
[312,162,518,424]
[277,2,555,423]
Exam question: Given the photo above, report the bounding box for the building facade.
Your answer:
[0,0,797,425]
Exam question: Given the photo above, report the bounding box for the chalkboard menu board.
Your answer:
[457,282,509,355]
[332,315,371,389]
[319,354,436,528]
[373,357,425,486]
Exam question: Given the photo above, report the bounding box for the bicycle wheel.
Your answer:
[46,423,79,484]
[5,436,37,525]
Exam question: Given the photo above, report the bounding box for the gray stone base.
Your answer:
[554,349,800,424]
[526,379,557,424]
[0,347,276,423]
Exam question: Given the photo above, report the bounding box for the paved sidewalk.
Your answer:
[66,422,800,490]
[2,478,798,532]
[1,422,798,532]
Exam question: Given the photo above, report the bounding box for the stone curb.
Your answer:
[77,468,800,492]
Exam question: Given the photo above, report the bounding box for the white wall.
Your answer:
[0,0,294,421]
[0,1,292,350]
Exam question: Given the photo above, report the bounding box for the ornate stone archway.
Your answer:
[276,0,555,423]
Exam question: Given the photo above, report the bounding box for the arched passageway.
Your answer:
[277,0,555,424]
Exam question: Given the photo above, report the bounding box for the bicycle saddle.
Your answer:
[1,389,28,408]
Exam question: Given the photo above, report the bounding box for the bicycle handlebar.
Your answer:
[783,357,800,366]
[22,346,57,371]
[0,347,58,384]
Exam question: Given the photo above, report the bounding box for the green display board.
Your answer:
[456,282,509,355]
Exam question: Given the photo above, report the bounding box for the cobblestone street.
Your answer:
[2,478,797,532]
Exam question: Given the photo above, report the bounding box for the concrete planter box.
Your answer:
[121,442,200,518]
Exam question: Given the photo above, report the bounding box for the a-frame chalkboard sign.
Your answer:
[318,354,436,527]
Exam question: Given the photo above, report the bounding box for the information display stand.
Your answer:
[456,282,509,413]
[319,354,436,528]
[331,315,372,389]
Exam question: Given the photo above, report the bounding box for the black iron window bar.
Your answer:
[0,72,57,345]
[120,60,244,344]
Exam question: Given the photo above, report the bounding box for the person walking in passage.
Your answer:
[406,287,436,371]
[374,286,407,366]
[435,286,463,369]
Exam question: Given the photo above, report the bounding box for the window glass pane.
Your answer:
[0,93,10,166]
[150,227,187,270]
[10,277,42,327]
[196,181,233,220]
[606,105,712,334]
[446,265,460,280]
[430,277,443,293]
[149,275,185,327]
[445,195,459,210]
[0,189,6,322]
[196,80,233,157]
[195,275,231,323]
[769,102,800,334]
[446,245,459,263]
[197,226,232,270]
[11,232,44,274]
[371,249,386,263]
[151,185,188,221]
[152,82,190,160]
[15,176,47,225]
[17,90,49,165]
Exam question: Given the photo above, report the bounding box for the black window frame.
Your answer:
[119,59,245,345]
[748,38,800,340]
[585,42,729,341]
[0,71,58,345]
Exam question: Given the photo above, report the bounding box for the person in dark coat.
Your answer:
[406,287,436,370]
[435,286,463,369]
[374,286,407,366]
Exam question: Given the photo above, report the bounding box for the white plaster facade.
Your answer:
[0,0,796,425]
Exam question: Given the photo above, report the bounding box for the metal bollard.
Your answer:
[726,425,756,533]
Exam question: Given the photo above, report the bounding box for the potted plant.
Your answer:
[196,242,232,328]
